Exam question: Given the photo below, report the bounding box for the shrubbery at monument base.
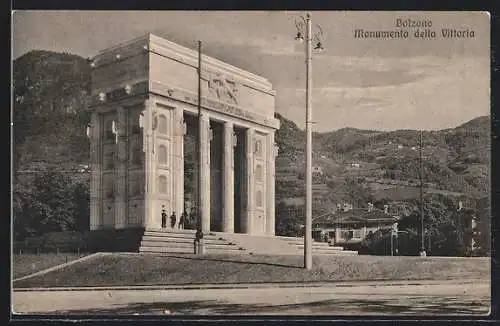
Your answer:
[14,169,90,240]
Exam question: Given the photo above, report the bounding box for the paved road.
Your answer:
[13,280,490,316]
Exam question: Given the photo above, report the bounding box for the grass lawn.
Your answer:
[12,253,87,279]
[12,253,490,288]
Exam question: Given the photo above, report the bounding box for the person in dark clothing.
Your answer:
[161,206,167,228]
[195,228,204,240]
[189,208,197,230]
[184,210,191,229]
[170,211,177,229]
[179,211,186,230]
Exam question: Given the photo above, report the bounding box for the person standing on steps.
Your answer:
[185,210,191,229]
[189,207,197,230]
[179,210,186,230]
[170,211,177,229]
[161,206,167,229]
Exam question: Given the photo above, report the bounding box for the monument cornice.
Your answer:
[147,34,276,96]
[150,81,280,130]
[92,33,277,97]
[88,80,280,130]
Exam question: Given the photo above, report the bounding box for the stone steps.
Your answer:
[143,231,223,241]
[139,246,192,254]
[141,240,242,249]
[139,228,247,254]
[217,233,300,256]
[142,236,236,245]
[139,229,358,256]
[276,236,358,256]
[215,233,358,256]
[146,228,197,233]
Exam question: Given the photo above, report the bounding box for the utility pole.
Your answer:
[419,130,426,257]
[197,41,202,232]
[391,228,394,256]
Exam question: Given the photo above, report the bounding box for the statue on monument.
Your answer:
[139,108,157,154]
[208,73,239,104]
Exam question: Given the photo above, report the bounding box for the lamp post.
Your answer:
[294,12,324,270]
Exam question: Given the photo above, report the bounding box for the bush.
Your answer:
[359,229,393,255]
[13,169,91,240]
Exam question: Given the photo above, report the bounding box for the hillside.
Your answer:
[13,50,92,174]
[274,113,490,214]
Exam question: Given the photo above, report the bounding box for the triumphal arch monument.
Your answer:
[87,34,280,236]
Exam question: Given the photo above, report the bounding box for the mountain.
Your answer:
[274,112,490,214]
[453,116,490,132]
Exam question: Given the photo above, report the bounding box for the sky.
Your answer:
[12,11,490,132]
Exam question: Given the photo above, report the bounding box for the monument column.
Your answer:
[89,112,102,230]
[222,121,235,233]
[245,128,255,234]
[199,114,211,232]
[141,98,156,229]
[266,132,277,235]
[114,107,128,229]
[174,107,185,223]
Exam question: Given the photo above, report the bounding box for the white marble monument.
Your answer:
[87,34,280,235]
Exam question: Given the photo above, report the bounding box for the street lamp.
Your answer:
[294,12,325,270]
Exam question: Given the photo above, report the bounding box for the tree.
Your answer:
[431,218,467,256]
[397,195,470,256]
[73,182,90,231]
[13,179,37,239]
[343,177,374,208]
[473,196,490,256]
[13,169,81,239]
[359,229,392,255]
[275,202,303,237]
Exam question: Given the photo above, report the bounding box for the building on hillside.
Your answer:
[279,197,305,207]
[312,166,324,175]
[336,202,354,212]
[312,206,399,248]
